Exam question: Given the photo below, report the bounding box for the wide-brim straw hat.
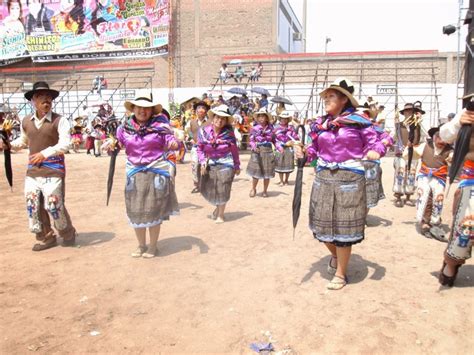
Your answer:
[277,110,292,120]
[319,77,359,108]
[24,81,59,101]
[253,107,273,122]
[208,104,232,121]
[124,90,162,115]
[399,103,423,115]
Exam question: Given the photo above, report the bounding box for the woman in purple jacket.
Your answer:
[295,78,385,290]
[107,91,179,258]
[274,110,299,185]
[197,105,241,224]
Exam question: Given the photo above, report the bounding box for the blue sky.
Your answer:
[289,0,469,53]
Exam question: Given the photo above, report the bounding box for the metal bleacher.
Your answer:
[209,51,443,128]
[0,60,155,122]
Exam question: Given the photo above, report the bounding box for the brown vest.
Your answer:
[22,113,64,178]
[399,123,421,146]
[421,141,452,168]
[190,117,210,141]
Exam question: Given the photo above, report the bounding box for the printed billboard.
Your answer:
[0,0,169,62]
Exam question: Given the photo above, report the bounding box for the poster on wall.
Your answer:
[0,0,169,62]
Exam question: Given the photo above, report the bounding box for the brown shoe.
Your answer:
[32,239,58,251]
[438,262,461,287]
[62,232,77,247]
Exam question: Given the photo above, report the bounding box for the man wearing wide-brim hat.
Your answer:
[392,101,425,208]
[1,81,77,251]
[185,100,211,193]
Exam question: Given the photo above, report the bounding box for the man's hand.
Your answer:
[168,141,178,150]
[235,169,241,176]
[460,110,474,125]
[29,152,46,165]
[0,139,9,151]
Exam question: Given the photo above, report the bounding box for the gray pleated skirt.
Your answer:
[200,165,235,206]
[363,160,384,208]
[246,146,275,179]
[309,169,366,246]
[125,171,179,228]
[275,147,295,173]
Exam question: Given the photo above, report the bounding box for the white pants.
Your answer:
[416,175,445,225]
[25,176,75,241]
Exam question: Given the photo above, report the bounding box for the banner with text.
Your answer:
[0,0,169,62]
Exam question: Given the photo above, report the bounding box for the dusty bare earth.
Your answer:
[0,149,472,354]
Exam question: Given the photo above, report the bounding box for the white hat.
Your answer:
[124,90,162,114]
[277,110,292,119]
[253,107,273,122]
[209,104,232,120]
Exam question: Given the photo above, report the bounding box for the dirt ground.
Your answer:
[0,149,472,354]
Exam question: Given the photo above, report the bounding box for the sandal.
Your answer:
[215,217,225,224]
[262,192,268,198]
[327,256,337,275]
[191,187,200,194]
[394,199,404,208]
[131,245,147,258]
[249,189,256,198]
[326,275,347,290]
[142,247,158,259]
[212,208,218,220]
[438,262,460,287]
[32,239,58,252]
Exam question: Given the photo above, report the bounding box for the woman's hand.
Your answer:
[168,141,178,150]
[235,169,241,176]
[201,163,208,175]
[366,150,380,160]
[294,144,305,159]
[100,138,114,152]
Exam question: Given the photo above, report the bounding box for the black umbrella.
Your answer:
[0,120,13,191]
[106,141,119,206]
[292,125,307,240]
[0,129,12,191]
[406,119,416,172]
[446,99,474,194]
[271,96,293,105]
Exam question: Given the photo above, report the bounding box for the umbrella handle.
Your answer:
[297,125,306,146]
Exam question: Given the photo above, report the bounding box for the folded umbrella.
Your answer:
[0,119,13,191]
[292,125,307,240]
[446,99,474,195]
[106,137,119,206]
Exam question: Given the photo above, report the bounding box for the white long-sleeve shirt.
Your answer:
[10,111,72,158]
[439,111,463,144]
